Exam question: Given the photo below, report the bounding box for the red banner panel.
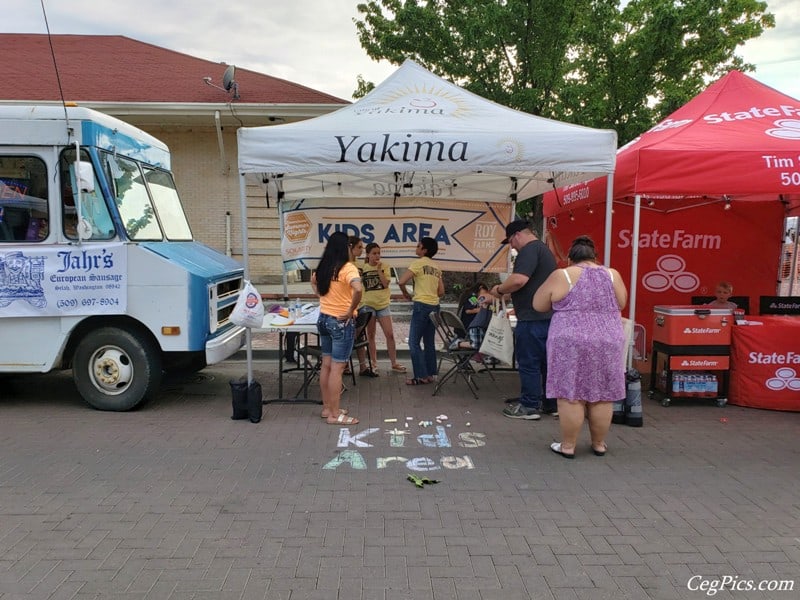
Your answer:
[729,316,800,411]
[547,201,785,345]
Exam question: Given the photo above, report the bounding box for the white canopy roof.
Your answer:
[237,60,617,202]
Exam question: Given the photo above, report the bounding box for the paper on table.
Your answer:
[294,305,320,325]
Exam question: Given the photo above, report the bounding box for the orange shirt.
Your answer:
[319,262,361,317]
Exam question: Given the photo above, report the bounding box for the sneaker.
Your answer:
[542,408,559,418]
[502,402,541,420]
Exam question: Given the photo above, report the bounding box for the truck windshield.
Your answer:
[144,168,192,241]
[103,152,192,241]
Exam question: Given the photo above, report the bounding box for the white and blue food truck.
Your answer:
[0,105,245,410]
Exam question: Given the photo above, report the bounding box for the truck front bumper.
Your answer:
[206,325,246,365]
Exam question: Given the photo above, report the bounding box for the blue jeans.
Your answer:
[514,320,555,411]
[317,313,355,363]
[408,301,439,379]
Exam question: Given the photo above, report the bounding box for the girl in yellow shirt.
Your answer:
[398,237,444,385]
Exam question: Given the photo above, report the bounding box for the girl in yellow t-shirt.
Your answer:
[362,242,406,374]
[398,237,444,385]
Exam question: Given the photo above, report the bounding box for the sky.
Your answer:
[4,0,799,102]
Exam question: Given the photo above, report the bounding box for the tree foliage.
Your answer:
[354,0,774,144]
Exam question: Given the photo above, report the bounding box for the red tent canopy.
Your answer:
[544,70,800,216]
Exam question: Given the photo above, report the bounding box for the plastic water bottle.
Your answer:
[709,373,718,397]
[672,372,682,395]
[294,298,302,319]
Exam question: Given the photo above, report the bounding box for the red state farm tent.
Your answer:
[542,70,800,363]
[545,70,800,214]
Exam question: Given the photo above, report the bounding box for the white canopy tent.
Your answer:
[236,60,618,382]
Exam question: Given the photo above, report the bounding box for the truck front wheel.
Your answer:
[73,328,162,411]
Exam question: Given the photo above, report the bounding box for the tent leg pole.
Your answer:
[627,195,641,369]
[239,172,254,384]
[603,176,614,266]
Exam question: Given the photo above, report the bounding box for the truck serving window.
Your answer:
[0,156,49,242]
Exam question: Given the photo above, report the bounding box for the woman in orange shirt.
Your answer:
[312,231,362,425]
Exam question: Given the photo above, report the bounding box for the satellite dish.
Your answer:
[222,65,236,91]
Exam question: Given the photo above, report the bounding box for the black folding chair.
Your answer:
[296,312,371,396]
[429,310,482,399]
[440,310,497,381]
[294,338,322,398]
[348,310,373,384]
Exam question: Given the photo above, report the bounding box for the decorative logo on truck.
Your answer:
[0,251,46,308]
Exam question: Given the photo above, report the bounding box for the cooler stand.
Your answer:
[648,305,733,408]
[648,341,730,407]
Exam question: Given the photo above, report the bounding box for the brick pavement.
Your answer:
[1,359,799,599]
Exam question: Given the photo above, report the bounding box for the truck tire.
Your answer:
[73,327,162,411]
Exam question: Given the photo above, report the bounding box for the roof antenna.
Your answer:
[203,64,240,100]
[39,0,71,131]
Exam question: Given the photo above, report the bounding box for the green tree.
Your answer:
[354,0,774,143]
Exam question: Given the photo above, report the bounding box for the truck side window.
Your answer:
[60,149,115,240]
[0,156,49,242]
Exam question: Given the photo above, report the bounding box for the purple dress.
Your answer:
[546,266,625,402]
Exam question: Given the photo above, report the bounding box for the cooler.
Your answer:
[649,305,733,407]
[653,305,733,345]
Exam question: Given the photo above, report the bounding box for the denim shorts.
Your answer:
[317,313,355,363]
[364,306,392,319]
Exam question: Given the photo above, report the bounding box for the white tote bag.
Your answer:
[479,300,515,365]
[230,280,265,329]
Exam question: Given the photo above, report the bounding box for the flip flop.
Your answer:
[391,364,407,373]
[591,443,607,456]
[320,408,349,419]
[326,413,359,425]
[550,442,575,459]
[405,378,430,386]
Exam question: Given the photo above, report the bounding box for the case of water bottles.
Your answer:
[669,372,720,398]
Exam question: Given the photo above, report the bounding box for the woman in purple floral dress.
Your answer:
[533,236,628,459]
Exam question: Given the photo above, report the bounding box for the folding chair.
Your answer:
[441,310,497,380]
[429,310,481,399]
[294,339,322,398]
[347,310,373,384]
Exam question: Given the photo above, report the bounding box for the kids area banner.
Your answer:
[546,201,786,341]
[0,243,127,317]
[280,198,515,272]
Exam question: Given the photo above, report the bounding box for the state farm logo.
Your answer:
[642,254,699,293]
[284,213,311,243]
[766,367,800,391]
[680,358,723,368]
[682,327,722,335]
[765,119,800,140]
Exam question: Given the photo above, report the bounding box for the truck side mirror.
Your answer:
[75,161,95,193]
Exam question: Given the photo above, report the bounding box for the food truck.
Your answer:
[0,105,245,410]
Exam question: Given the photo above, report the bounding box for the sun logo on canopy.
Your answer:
[497,138,524,161]
[356,84,470,118]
